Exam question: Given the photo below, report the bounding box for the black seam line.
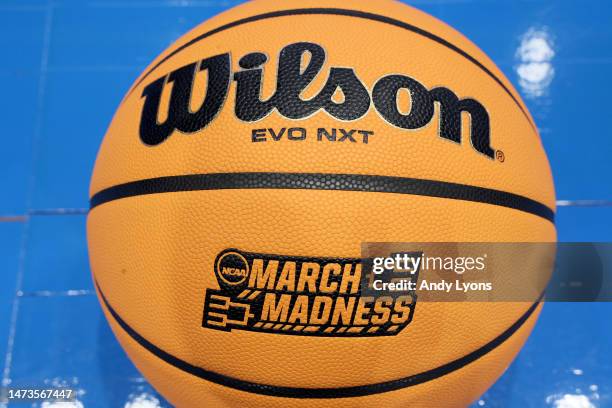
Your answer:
[96,279,543,399]
[89,172,555,224]
[126,8,535,131]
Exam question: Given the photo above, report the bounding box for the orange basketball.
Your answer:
[87,1,556,407]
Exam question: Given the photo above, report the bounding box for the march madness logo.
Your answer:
[202,249,419,337]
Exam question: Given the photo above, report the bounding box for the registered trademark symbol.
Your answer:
[495,150,505,162]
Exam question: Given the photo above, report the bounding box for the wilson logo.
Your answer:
[140,42,494,158]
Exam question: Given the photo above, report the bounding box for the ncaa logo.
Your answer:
[216,251,250,286]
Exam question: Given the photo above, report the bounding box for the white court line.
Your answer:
[557,200,612,207]
[1,200,612,222]
[17,290,94,298]
[28,208,88,215]
[1,2,54,394]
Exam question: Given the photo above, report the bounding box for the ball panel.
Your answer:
[99,290,541,408]
[90,1,554,208]
[89,189,553,387]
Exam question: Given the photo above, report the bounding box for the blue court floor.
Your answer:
[1,0,611,407]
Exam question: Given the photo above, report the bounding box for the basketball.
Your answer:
[87,0,556,407]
